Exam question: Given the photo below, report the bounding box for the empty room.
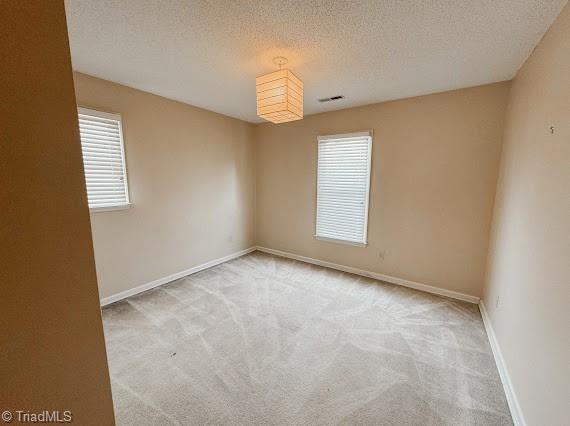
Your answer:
[2,1,569,425]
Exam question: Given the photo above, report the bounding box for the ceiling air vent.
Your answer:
[318,95,344,103]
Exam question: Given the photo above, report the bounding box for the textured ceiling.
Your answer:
[65,0,567,123]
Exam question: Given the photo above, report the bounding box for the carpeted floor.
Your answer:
[102,252,513,425]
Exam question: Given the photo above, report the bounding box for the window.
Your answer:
[77,107,130,211]
[315,131,372,246]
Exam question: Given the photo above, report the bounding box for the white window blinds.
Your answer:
[77,107,130,210]
[316,132,372,246]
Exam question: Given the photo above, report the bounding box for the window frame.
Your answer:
[77,107,131,213]
[315,131,373,247]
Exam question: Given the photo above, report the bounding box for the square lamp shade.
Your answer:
[256,69,303,124]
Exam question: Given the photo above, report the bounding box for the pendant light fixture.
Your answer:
[256,57,303,124]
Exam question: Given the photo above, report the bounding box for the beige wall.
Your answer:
[483,3,570,425]
[255,83,510,298]
[78,74,510,302]
[73,73,255,299]
[0,2,115,424]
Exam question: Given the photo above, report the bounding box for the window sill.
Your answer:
[314,235,367,247]
[89,203,132,213]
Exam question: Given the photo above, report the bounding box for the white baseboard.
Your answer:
[100,247,256,306]
[255,246,480,304]
[479,301,525,426]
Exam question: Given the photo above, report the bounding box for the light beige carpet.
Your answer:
[102,252,512,425]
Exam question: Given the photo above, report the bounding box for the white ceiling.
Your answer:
[65,0,567,123]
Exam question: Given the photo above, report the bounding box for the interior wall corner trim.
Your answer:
[479,301,526,426]
[255,246,480,304]
[100,247,257,306]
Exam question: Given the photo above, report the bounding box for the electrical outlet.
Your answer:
[495,296,500,308]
